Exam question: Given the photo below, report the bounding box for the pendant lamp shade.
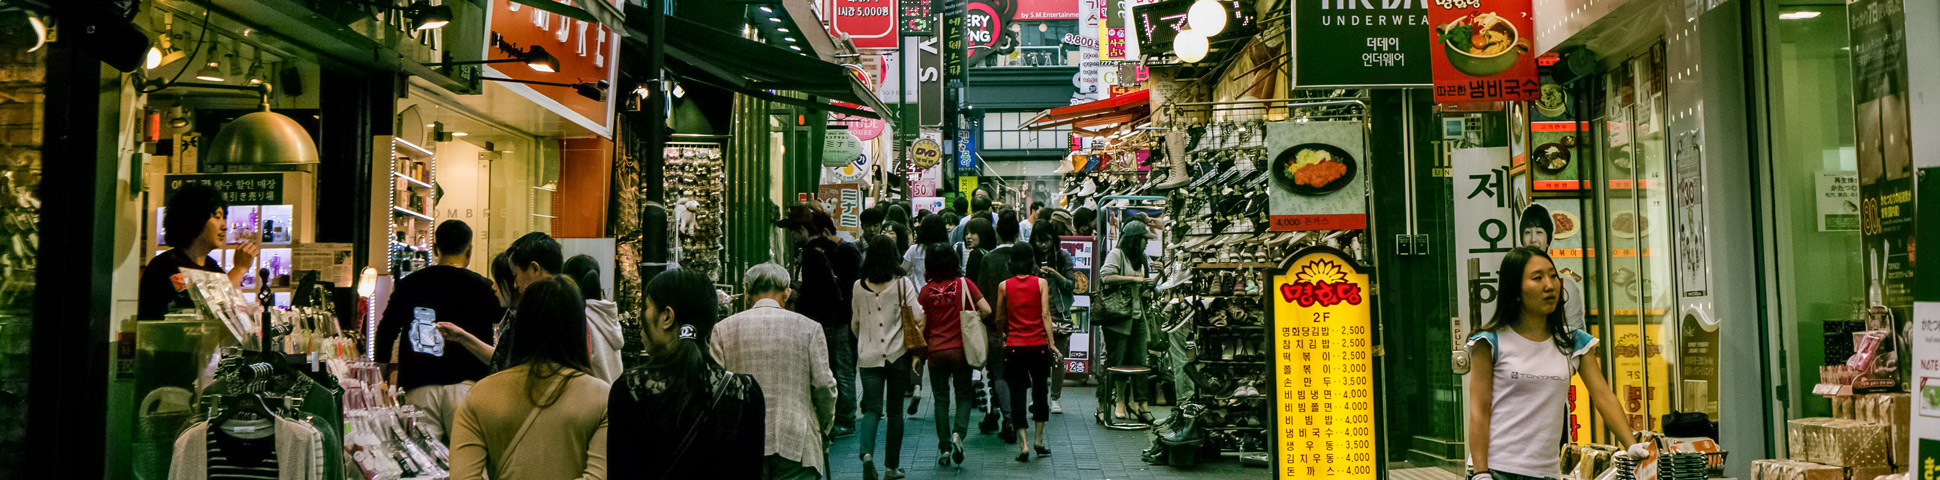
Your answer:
[202,110,319,166]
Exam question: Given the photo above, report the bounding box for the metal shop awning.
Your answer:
[1024,90,1150,134]
[625,5,894,120]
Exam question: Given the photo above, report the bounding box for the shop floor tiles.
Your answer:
[826,386,1264,480]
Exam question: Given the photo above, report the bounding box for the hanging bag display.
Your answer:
[958,278,988,368]
[899,278,928,356]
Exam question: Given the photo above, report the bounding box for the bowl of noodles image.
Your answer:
[1438,13,1528,77]
[1272,143,1358,196]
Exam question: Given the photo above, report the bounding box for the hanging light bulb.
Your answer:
[1187,0,1227,36]
[1174,30,1209,63]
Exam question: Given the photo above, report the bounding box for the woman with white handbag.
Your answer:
[915,244,993,468]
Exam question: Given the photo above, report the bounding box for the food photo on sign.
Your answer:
[1428,0,1540,103]
[1266,120,1369,232]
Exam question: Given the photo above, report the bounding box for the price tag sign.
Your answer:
[1272,247,1377,479]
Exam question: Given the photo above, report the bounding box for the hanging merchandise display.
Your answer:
[666,143,726,281]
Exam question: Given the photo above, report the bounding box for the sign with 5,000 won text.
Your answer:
[1271,247,1376,480]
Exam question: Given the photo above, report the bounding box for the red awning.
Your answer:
[1025,90,1151,131]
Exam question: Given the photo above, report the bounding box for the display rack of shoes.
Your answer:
[665,143,726,281]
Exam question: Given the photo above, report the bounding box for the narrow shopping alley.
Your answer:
[825,386,1253,479]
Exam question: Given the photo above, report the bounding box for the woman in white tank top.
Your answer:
[1466,247,1640,480]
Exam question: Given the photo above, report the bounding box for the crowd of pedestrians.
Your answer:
[362,191,1100,480]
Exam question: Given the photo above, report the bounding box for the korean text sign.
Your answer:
[1428,0,1539,103]
[829,0,900,48]
[1271,247,1377,479]
[1290,0,1430,88]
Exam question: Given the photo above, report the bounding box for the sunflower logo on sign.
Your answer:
[1280,259,1362,307]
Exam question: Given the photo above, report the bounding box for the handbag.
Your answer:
[958,279,989,368]
[899,279,928,356]
[1094,252,1142,326]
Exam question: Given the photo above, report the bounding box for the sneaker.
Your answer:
[1051,400,1063,414]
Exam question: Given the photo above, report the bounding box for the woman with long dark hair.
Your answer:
[957,217,997,282]
[449,276,609,480]
[1467,247,1637,480]
[609,268,765,479]
[1027,211,1076,414]
[1095,217,1155,424]
[904,214,952,285]
[851,236,922,479]
[991,242,1057,462]
[916,244,992,468]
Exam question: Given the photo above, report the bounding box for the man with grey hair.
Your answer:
[711,263,837,480]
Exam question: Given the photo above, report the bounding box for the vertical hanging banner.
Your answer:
[1428,0,1540,103]
[1266,121,1369,231]
[1270,247,1377,480]
[1075,0,1107,103]
[1451,147,1511,331]
[829,0,900,48]
[956,121,978,169]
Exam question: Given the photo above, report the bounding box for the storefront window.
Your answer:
[984,111,1072,150]
[396,95,551,274]
[978,21,1081,68]
[1766,4,1861,420]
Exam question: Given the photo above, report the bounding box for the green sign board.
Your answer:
[824,129,864,167]
[1289,0,1432,88]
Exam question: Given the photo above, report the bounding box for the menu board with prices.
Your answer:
[1271,247,1377,479]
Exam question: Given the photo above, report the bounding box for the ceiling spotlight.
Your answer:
[768,17,782,23]
[195,61,225,81]
[408,1,453,30]
[785,37,797,42]
[145,47,163,69]
[758,6,773,13]
[778,27,791,33]
[523,45,560,72]
[789,45,802,51]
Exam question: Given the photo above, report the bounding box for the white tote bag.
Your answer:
[957,278,988,368]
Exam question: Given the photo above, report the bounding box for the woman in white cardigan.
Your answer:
[856,235,925,480]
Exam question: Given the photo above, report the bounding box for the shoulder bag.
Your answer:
[957,279,988,368]
[899,279,928,356]
[1094,251,1142,327]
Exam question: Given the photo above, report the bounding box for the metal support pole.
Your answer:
[639,0,669,281]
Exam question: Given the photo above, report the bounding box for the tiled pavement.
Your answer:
[826,386,1264,480]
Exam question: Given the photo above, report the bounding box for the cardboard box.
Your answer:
[1814,420,1891,467]
[1788,418,1837,461]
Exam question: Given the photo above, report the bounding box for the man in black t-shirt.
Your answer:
[374,220,502,442]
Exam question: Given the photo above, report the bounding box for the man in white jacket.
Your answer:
[565,254,626,382]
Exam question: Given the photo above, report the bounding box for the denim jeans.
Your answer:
[858,355,913,469]
[983,336,1011,422]
[927,348,976,452]
[824,324,858,427]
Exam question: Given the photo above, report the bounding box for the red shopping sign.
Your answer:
[1429,0,1540,104]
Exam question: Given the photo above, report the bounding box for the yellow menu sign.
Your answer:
[1272,248,1377,479]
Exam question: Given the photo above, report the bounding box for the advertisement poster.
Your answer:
[1266,121,1368,231]
[1270,247,1376,479]
[828,0,900,48]
[1816,171,1861,231]
[1673,131,1710,297]
[1851,0,1916,388]
[1289,0,1430,88]
[1451,147,1511,331]
[1101,0,1127,60]
[1428,0,1540,103]
[966,0,1017,65]
[1059,235,1095,302]
[488,0,621,136]
[824,129,865,167]
[1678,310,1721,418]
[1530,122,1587,190]
[817,183,864,240]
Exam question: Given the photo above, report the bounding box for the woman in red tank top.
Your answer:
[990,242,1058,462]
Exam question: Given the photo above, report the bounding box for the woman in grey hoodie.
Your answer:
[565,255,626,383]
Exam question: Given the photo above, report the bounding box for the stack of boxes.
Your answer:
[1753,393,1911,480]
